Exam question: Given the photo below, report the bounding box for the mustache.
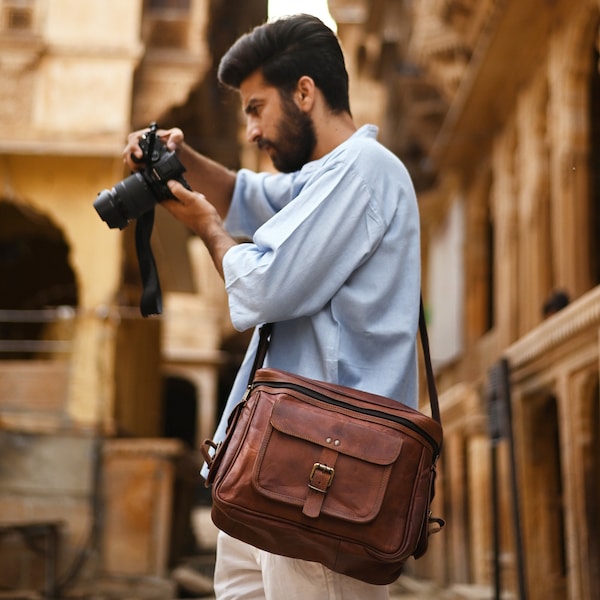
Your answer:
[256,137,273,151]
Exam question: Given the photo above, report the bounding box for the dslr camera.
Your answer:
[94,123,190,230]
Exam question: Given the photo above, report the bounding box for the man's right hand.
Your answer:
[122,126,185,172]
[121,124,236,220]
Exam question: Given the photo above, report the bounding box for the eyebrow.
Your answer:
[244,99,259,115]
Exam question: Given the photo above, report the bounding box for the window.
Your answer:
[1,0,35,33]
[143,0,191,50]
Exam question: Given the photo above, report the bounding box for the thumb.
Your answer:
[167,180,188,202]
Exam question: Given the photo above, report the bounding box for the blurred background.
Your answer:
[0,1,599,599]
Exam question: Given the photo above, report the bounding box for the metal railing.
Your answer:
[0,306,76,356]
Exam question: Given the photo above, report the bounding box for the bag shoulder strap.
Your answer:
[248,295,441,425]
[418,296,440,424]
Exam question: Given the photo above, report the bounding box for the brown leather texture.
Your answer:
[205,367,444,585]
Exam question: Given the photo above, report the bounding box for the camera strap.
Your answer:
[135,208,162,316]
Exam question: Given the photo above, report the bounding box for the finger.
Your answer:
[122,144,142,163]
[158,128,184,151]
[122,129,148,164]
[167,180,194,202]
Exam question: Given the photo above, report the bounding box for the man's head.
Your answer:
[235,68,316,172]
[218,14,350,115]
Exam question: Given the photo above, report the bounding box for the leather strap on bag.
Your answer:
[417,296,440,425]
[248,295,441,427]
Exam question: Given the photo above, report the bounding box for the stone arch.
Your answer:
[0,198,78,358]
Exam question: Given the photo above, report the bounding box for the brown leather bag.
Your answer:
[202,300,444,585]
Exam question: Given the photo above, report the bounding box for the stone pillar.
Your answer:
[515,71,551,333]
[547,20,593,296]
[491,125,519,346]
[102,438,185,577]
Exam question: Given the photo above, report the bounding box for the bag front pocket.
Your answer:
[253,395,403,522]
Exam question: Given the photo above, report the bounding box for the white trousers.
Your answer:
[213,531,390,600]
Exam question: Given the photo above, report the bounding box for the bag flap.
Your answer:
[270,397,402,465]
[255,368,443,455]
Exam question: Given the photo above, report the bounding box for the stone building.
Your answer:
[0,0,264,596]
[375,1,599,599]
[0,1,599,599]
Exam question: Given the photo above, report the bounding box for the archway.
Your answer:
[0,200,78,359]
[522,393,567,599]
[162,375,197,448]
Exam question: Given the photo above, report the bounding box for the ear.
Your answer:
[295,76,316,111]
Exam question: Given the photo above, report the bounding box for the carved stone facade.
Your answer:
[0,0,264,593]
[356,1,600,598]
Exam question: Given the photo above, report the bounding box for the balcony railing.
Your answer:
[0,306,76,358]
[0,307,76,420]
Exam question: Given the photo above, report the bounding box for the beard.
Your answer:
[258,94,317,173]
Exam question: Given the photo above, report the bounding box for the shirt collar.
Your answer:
[299,124,379,175]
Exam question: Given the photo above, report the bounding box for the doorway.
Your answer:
[522,394,567,599]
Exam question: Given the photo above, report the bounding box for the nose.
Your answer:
[246,117,261,143]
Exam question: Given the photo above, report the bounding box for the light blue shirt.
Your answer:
[205,125,421,473]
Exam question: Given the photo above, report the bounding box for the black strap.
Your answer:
[135,209,162,317]
[133,122,162,317]
[134,123,162,317]
[248,295,441,425]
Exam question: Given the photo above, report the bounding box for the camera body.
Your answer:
[94,125,190,230]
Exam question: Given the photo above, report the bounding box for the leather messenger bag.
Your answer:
[202,299,444,585]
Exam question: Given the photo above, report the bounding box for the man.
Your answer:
[124,14,421,600]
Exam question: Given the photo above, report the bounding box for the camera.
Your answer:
[94,123,190,230]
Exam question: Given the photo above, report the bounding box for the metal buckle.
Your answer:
[308,462,335,492]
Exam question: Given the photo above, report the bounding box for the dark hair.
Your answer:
[218,14,350,114]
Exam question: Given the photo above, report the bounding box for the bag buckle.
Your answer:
[308,462,335,492]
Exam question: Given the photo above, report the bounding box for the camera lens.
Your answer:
[94,172,157,229]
